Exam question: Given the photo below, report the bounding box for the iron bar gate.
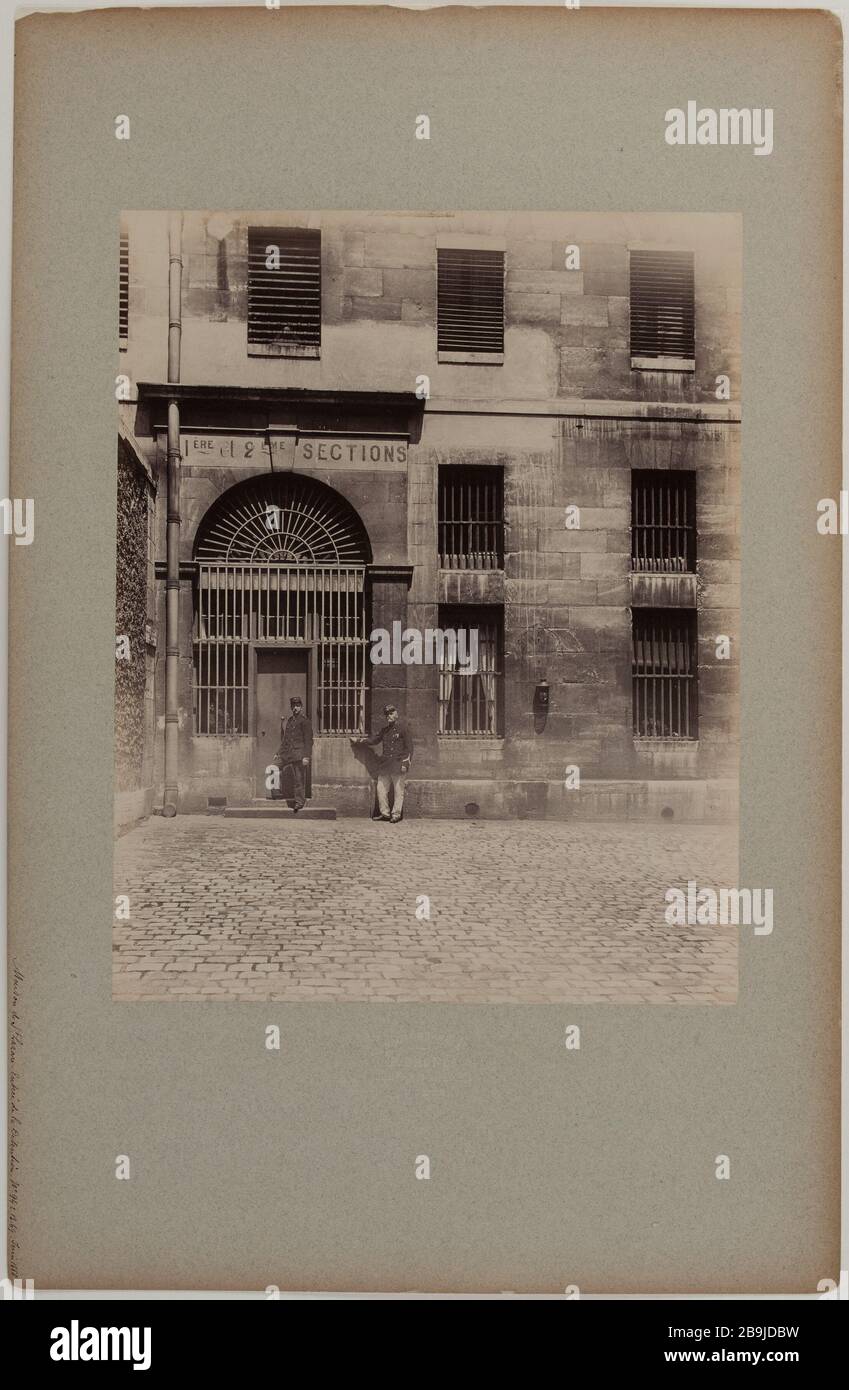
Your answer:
[193,562,368,736]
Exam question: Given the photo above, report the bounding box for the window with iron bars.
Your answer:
[438,466,504,570]
[632,608,698,739]
[438,605,503,737]
[631,471,696,572]
[193,563,367,736]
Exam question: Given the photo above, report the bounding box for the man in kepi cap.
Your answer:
[276,695,313,813]
[351,704,414,823]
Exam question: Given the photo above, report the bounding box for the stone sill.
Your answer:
[631,355,695,372]
[630,572,698,607]
[633,738,700,747]
[248,343,320,359]
[438,736,505,744]
[438,568,505,604]
[437,351,504,366]
[191,733,254,741]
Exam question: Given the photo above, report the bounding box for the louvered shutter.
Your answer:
[629,250,695,360]
[437,248,504,355]
[119,230,129,344]
[247,227,321,348]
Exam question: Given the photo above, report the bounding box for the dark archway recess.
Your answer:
[193,472,372,565]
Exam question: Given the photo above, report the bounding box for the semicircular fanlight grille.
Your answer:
[193,473,371,564]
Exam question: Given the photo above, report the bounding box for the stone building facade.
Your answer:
[116,210,741,824]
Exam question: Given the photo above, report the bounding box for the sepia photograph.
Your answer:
[7,0,842,1316]
[113,209,741,1004]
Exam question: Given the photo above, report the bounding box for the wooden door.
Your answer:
[255,649,310,798]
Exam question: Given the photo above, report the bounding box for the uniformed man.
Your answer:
[276,696,313,813]
[351,704,414,823]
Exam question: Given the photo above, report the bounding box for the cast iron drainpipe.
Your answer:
[163,213,183,816]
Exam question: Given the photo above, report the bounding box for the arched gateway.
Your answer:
[192,474,371,788]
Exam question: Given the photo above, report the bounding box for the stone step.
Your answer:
[222,803,337,820]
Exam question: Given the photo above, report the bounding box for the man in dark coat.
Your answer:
[350,704,413,822]
[276,696,313,812]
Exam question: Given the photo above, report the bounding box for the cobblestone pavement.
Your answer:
[113,815,738,1003]
[111,811,739,1000]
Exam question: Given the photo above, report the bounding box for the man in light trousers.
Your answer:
[351,704,414,823]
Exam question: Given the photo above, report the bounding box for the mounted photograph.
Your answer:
[113,209,741,1004]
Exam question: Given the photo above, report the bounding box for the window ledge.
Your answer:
[248,343,320,359]
[633,737,700,745]
[438,735,505,742]
[437,351,504,366]
[631,355,695,372]
[630,571,698,608]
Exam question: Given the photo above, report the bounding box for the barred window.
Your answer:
[247,227,321,354]
[438,605,503,737]
[630,250,695,361]
[437,248,504,357]
[631,471,696,572]
[632,609,698,738]
[438,466,504,569]
[119,229,129,348]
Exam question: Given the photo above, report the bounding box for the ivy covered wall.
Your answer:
[115,438,153,794]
